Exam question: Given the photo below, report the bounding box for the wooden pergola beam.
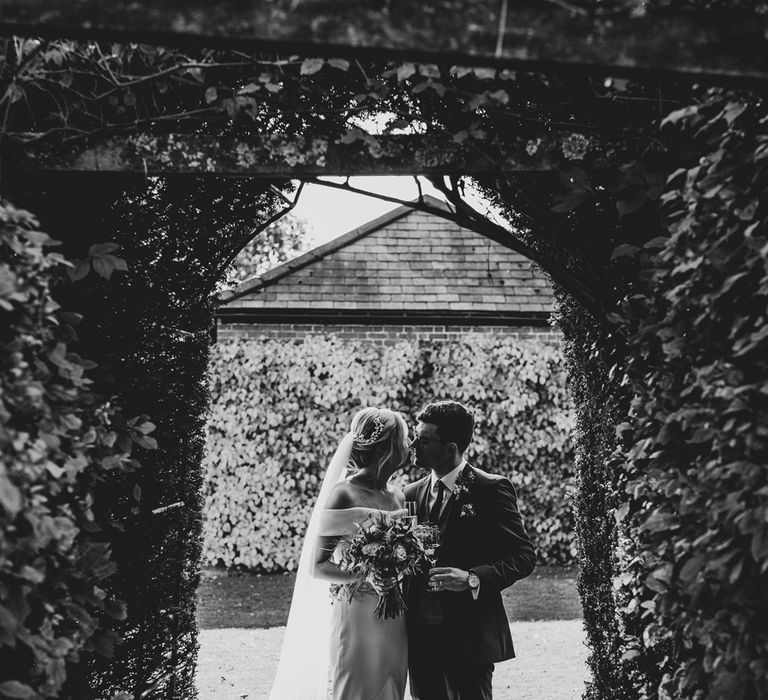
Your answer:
[2,1,766,87]
[10,132,634,178]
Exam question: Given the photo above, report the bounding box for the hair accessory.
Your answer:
[353,415,386,446]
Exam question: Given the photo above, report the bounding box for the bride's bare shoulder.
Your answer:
[324,481,355,510]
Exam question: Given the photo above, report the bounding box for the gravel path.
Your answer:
[196,620,589,699]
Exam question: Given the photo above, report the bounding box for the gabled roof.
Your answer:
[218,195,553,324]
[220,197,432,304]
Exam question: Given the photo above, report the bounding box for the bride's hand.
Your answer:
[368,573,398,594]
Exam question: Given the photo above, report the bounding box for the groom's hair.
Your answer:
[416,401,474,454]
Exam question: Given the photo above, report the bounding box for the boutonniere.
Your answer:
[453,467,477,518]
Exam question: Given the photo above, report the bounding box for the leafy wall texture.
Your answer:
[0,203,155,699]
[203,334,576,572]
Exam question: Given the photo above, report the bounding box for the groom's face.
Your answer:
[411,421,448,471]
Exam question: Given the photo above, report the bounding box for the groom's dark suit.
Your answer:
[404,464,536,700]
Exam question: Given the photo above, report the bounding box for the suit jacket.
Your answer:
[404,464,536,664]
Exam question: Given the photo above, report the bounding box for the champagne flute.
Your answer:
[405,501,418,529]
[420,525,441,590]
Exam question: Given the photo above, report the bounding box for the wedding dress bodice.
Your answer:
[318,507,407,537]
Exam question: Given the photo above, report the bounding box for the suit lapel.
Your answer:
[415,476,431,523]
[441,464,473,536]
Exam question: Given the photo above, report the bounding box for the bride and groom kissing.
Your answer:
[269,401,537,700]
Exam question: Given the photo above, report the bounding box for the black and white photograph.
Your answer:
[0,2,766,699]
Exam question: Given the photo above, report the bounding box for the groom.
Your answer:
[404,400,536,700]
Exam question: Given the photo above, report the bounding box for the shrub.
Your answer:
[611,95,768,699]
[0,202,155,699]
[203,333,576,571]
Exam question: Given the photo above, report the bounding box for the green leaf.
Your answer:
[92,257,114,280]
[641,510,678,533]
[0,475,23,517]
[396,63,416,81]
[471,67,496,80]
[67,259,91,282]
[644,571,667,593]
[0,681,37,699]
[643,237,668,250]
[722,102,747,126]
[300,58,324,76]
[0,604,19,645]
[88,242,120,256]
[100,254,129,272]
[610,244,641,261]
[751,525,768,564]
[488,89,509,104]
[327,58,350,71]
[679,554,705,583]
[204,86,218,103]
[133,434,158,450]
[417,63,440,78]
[660,105,699,128]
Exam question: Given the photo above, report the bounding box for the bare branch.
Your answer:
[307,174,603,317]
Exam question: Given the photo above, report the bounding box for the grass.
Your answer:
[196,565,582,630]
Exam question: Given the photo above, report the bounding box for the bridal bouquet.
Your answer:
[333,513,433,619]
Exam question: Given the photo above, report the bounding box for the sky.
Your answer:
[290,176,447,246]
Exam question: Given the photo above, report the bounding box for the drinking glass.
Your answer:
[405,501,418,529]
[419,525,442,590]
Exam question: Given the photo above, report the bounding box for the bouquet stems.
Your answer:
[373,582,407,620]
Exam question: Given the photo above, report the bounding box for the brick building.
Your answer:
[216,196,558,342]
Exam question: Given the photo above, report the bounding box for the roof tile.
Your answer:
[221,200,553,315]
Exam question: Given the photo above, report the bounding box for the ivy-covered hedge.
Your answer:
[610,95,768,699]
[0,202,155,699]
[203,333,576,572]
[8,175,293,699]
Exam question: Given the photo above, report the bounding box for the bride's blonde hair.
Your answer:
[348,407,409,476]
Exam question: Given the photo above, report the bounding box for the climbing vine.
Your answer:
[0,3,766,696]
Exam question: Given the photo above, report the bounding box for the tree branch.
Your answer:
[305,175,604,317]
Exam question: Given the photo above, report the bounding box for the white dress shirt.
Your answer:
[429,460,480,600]
[428,459,466,519]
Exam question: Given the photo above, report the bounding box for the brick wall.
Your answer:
[216,322,561,344]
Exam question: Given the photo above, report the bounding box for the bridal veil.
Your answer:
[267,432,354,699]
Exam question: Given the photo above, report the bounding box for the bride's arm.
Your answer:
[311,483,357,583]
[313,535,356,583]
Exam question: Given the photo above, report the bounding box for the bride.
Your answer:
[268,407,411,700]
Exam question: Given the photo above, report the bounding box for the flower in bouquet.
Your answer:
[334,512,431,619]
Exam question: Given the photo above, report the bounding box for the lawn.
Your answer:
[195,565,582,629]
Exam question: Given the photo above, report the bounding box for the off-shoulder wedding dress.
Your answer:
[321,507,408,699]
[268,434,408,700]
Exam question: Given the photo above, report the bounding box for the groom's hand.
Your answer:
[428,567,470,592]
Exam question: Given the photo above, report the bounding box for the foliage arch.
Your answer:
[0,4,766,698]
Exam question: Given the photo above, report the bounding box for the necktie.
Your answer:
[428,480,446,523]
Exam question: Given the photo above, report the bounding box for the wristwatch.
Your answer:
[467,570,480,590]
